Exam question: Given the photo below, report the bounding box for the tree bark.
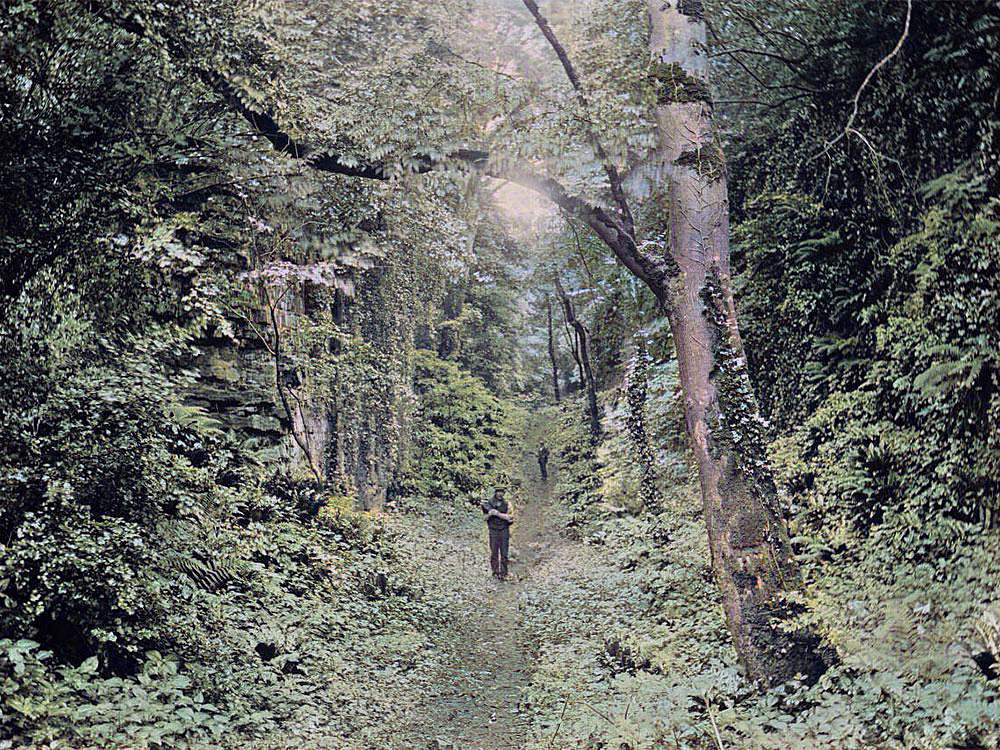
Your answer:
[562,314,586,385]
[555,277,602,441]
[571,328,586,385]
[641,0,819,686]
[546,298,562,402]
[262,285,323,483]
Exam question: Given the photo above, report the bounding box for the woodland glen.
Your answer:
[1,0,999,748]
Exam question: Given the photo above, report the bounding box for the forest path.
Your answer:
[387,471,602,750]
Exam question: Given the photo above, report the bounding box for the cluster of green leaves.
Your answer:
[1,643,240,748]
[395,350,524,504]
[726,0,1000,554]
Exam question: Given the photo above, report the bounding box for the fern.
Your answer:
[162,551,257,592]
[167,402,225,437]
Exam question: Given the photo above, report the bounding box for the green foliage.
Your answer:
[729,1,1000,558]
[449,280,526,397]
[731,193,843,423]
[1,642,240,748]
[623,339,661,514]
[549,400,603,531]
[3,0,1000,747]
[534,377,1000,750]
[768,186,1000,557]
[397,350,523,503]
[0,329,204,666]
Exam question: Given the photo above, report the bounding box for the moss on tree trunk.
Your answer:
[644,0,824,687]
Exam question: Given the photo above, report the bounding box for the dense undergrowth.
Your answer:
[395,349,524,505]
[0,346,522,749]
[526,377,1000,750]
[728,1,1000,551]
[1,452,430,749]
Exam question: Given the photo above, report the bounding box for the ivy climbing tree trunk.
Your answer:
[625,336,661,515]
[641,0,818,686]
[438,282,466,360]
[546,298,562,403]
[562,314,586,386]
[564,316,586,386]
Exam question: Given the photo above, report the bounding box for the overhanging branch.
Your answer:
[87,1,659,298]
[521,0,636,242]
[485,163,652,288]
[87,2,486,180]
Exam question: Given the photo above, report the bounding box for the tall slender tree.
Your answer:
[514,0,818,685]
[639,0,816,685]
[546,297,562,402]
[555,275,602,441]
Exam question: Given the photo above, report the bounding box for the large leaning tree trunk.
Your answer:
[640,0,819,685]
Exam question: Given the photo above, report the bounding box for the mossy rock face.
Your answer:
[206,353,239,383]
[249,414,283,434]
[651,62,711,105]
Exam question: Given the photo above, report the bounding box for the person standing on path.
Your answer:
[537,443,549,481]
[481,486,513,580]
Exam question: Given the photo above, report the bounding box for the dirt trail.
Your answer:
[389,475,574,750]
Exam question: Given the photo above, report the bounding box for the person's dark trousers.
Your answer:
[489,525,509,580]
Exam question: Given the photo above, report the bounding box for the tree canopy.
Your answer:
[2,0,999,747]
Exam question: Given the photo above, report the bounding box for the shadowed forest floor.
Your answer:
[385,473,613,750]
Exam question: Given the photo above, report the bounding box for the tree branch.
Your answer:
[809,0,912,163]
[710,44,822,95]
[707,46,808,67]
[86,2,488,180]
[86,2,662,306]
[477,159,654,291]
[263,284,323,483]
[716,93,811,109]
[520,0,636,241]
[554,273,601,438]
[568,219,609,300]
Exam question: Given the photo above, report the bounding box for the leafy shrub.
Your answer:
[395,350,523,503]
[0,640,244,748]
[533,365,1000,750]
[771,182,1000,558]
[0,350,193,669]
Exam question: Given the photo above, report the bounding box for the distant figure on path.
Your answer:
[537,443,549,481]
[481,486,513,580]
